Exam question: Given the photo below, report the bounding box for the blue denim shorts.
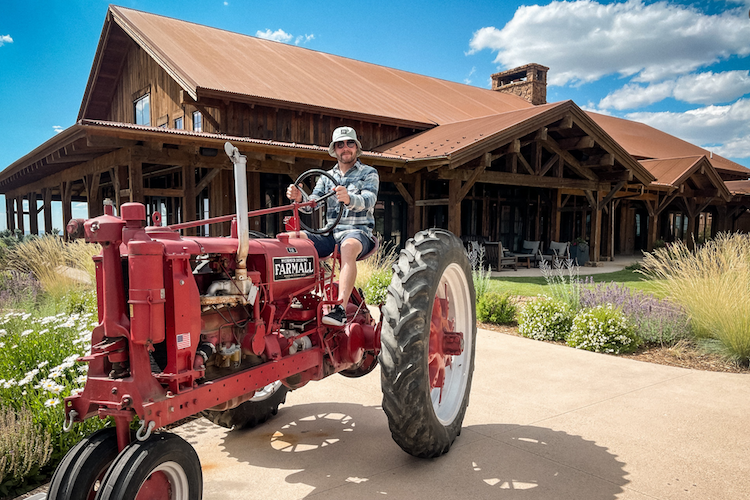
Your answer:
[306,230,375,260]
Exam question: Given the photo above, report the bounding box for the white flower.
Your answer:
[76,375,87,384]
[70,388,84,396]
[2,379,17,389]
[38,360,49,369]
[44,398,60,407]
[21,329,34,336]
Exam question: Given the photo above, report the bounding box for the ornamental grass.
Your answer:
[355,235,398,305]
[641,233,750,366]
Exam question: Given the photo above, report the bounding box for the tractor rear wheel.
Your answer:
[48,427,119,500]
[380,229,476,458]
[96,432,201,500]
[201,381,288,429]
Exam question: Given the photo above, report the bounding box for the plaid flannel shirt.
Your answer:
[305,160,379,241]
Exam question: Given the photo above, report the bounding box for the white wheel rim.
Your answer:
[250,380,282,402]
[145,461,190,500]
[431,262,473,425]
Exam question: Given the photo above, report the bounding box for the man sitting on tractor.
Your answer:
[285,126,380,326]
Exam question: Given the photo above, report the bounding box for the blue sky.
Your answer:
[1,0,749,231]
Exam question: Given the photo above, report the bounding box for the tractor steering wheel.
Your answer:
[293,169,345,235]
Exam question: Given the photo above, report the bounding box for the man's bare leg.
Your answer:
[338,238,363,306]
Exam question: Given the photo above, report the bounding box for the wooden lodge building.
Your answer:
[3,6,750,265]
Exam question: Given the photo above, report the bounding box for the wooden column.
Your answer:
[248,171,262,233]
[448,178,461,236]
[28,192,39,236]
[590,191,602,263]
[128,154,144,204]
[42,188,53,234]
[551,189,561,242]
[15,195,25,235]
[6,197,15,233]
[61,181,73,241]
[395,182,415,239]
[182,164,197,235]
[85,173,102,218]
[414,174,423,236]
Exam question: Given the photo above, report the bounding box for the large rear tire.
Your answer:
[48,428,119,500]
[380,229,476,458]
[201,381,288,429]
[96,433,201,500]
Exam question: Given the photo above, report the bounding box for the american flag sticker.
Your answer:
[176,333,191,350]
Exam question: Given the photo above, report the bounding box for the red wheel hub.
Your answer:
[135,471,172,500]
[428,289,464,396]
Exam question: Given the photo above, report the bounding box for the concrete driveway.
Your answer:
[176,329,750,499]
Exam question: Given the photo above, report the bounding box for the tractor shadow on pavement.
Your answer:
[181,402,629,500]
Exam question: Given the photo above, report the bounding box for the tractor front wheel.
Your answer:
[201,381,288,429]
[48,427,119,500]
[380,229,476,458]
[96,433,201,500]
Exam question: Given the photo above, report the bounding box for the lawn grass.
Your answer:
[489,268,664,298]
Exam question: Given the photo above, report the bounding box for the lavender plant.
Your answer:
[0,271,41,310]
[580,282,691,346]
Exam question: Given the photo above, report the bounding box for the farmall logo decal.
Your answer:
[273,256,315,280]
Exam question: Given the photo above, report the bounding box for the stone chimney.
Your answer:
[491,63,549,105]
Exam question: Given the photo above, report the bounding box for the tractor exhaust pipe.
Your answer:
[224,142,250,286]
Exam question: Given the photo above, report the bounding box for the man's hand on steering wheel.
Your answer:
[288,169,345,234]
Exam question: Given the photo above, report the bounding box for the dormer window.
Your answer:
[134,94,151,126]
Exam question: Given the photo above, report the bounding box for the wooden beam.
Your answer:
[559,136,595,150]
[415,198,449,207]
[516,152,534,175]
[394,182,414,205]
[439,169,608,191]
[196,168,222,194]
[541,139,598,181]
[548,113,573,132]
[598,180,626,209]
[540,154,559,177]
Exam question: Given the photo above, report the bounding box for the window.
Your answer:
[193,111,202,132]
[174,117,183,130]
[134,94,150,126]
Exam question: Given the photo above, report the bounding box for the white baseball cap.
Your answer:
[328,126,362,157]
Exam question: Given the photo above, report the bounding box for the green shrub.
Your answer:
[363,271,391,305]
[477,292,516,324]
[567,304,640,354]
[518,297,573,341]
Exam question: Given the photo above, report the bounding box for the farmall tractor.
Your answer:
[51,143,476,500]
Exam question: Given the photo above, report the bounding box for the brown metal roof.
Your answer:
[376,103,564,160]
[0,120,408,194]
[639,156,732,201]
[376,101,655,184]
[588,112,750,178]
[724,180,750,196]
[92,6,533,127]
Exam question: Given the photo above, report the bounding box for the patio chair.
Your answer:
[539,241,570,264]
[510,240,540,268]
[497,242,518,271]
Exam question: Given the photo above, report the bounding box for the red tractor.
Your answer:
[50,143,476,500]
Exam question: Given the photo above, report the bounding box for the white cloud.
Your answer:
[468,0,750,86]
[255,29,293,43]
[256,29,314,46]
[464,66,476,85]
[294,34,315,45]
[626,98,750,159]
[599,70,750,110]
[53,125,63,134]
[599,82,674,110]
[0,34,12,46]
[672,71,750,105]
